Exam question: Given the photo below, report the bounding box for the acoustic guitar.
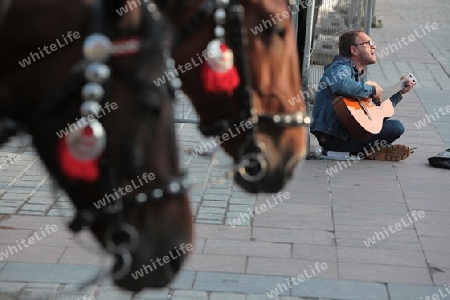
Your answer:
[332,73,417,140]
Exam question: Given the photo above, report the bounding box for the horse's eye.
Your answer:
[266,25,287,39]
[274,26,287,39]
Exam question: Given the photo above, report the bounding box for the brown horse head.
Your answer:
[156,0,309,193]
[0,0,191,290]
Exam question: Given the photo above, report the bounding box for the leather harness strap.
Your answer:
[0,0,12,28]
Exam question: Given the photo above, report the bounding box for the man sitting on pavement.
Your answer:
[310,30,416,161]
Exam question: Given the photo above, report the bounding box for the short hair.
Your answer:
[339,30,365,57]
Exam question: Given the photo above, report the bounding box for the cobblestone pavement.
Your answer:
[1,0,450,299]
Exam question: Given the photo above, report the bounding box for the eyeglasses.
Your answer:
[354,40,375,47]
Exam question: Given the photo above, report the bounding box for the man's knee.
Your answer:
[384,120,405,140]
[392,120,405,138]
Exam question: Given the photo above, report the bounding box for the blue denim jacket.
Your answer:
[310,55,403,141]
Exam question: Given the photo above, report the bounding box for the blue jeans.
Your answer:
[318,119,405,153]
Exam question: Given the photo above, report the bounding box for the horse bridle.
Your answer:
[62,0,192,280]
[159,0,311,181]
[1,0,189,281]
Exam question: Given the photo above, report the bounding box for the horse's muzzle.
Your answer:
[233,150,297,193]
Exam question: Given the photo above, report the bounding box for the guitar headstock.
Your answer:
[402,73,417,84]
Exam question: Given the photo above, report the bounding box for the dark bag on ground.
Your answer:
[428,149,450,169]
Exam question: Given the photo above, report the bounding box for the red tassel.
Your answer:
[57,136,100,183]
[201,41,240,96]
[201,63,240,96]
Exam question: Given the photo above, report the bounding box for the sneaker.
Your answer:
[366,144,412,161]
[316,149,362,161]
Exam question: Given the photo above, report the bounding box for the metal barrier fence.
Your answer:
[300,0,375,103]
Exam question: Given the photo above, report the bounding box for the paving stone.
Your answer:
[196,213,224,221]
[336,239,422,251]
[193,272,290,295]
[247,257,337,279]
[210,292,246,300]
[168,271,196,290]
[338,263,432,285]
[20,204,48,213]
[337,247,427,267]
[253,215,333,231]
[431,267,450,286]
[21,283,60,289]
[171,290,208,300]
[292,245,337,262]
[388,283,450,300]
[204,188,232,194]
[0,194,28,201]
[183,254,246,273]
[47,209,74,217]
[225,217,250,226]
[17,210,45,216]
[201,201,227,208]
[196,220,223,225]
[54,295,96,300]
[203,194,229,201]
[96,288,132,300]
[0,282,25,295]
[0,263,102,284]
[132,288,169,299]
[0,207,18,214]
[252,228,335,246]
[52,202,74,209]
[17,288,58,300]
[227,205,252,212]
[58,284,97,296]
[247,295,282,300]
[204,239,291,258]
[197,207,225,215]
[291,279,388,300]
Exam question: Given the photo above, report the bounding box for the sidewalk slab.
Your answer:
[291,279,389,300]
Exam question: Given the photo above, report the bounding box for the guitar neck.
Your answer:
[380,81,405,102]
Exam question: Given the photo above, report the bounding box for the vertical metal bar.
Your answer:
[289,0,299,45]
[365,0,374,34]
[349,0,357,29]
[301,0,315,98]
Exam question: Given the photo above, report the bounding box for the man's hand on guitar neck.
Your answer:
[366,80,383,100]
[399,75,416,94]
